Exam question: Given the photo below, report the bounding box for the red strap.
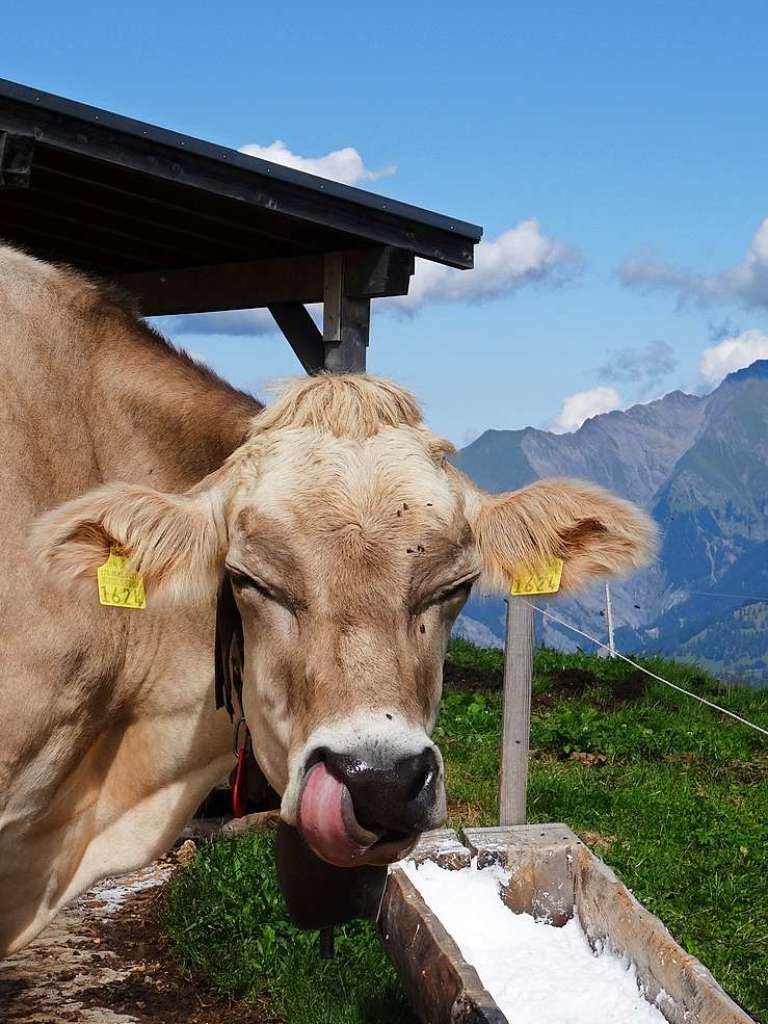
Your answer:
[232,746,248,818]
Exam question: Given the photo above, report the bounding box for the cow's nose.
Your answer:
[316,746,443,835]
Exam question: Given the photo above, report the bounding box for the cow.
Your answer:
[0,243,656,954]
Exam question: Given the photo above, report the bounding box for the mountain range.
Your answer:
[453,360,768,686]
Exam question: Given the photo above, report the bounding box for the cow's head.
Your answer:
[32,376,656,877]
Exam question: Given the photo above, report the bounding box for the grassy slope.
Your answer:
[163,642,768,1023]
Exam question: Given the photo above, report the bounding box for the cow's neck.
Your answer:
[0,306,261,953]
[88,315,261,491]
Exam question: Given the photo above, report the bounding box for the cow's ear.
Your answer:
[468,477,657,594]
[30,482,225,604]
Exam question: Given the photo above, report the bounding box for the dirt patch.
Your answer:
[0,856,275,1024]
[444,661,652,710]
[606,670,649,705]
[443,661,502,692]
[579,830,616,853]
[567,751,609,766]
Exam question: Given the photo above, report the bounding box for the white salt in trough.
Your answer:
[378,824,755,1024]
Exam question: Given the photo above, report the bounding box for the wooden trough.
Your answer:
[378,824,755,1024]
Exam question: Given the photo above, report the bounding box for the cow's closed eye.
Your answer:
[414,573,479,614]
[230,571,275,599]
[227,569,297,612]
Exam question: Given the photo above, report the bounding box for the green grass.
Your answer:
[163,831,415,1024]
[163,640,768,1022]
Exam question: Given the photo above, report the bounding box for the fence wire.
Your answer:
[522,599,768,740]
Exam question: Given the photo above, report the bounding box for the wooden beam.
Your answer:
[0,132,33,189]
[322,253,370,373]
[345,246,413,299]
[499,598,534,826]
[114,255,324,316]
[112,246,412,317]
[269,302,324,374]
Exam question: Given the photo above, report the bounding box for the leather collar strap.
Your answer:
[214,572,244,719]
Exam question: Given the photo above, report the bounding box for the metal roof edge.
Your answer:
[0,78,483,245]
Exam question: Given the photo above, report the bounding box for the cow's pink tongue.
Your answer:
[298,762,380,867]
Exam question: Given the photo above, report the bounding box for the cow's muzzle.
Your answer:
[297,745,445,868]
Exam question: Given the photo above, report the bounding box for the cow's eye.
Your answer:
[437,577,477,603]
[418,574,479,612]
[227,568,301,616]
[229,571,277,602]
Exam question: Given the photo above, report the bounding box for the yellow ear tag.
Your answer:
[96,548,147,609]
[509,557,564,596]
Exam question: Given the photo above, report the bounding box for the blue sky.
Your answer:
[5,1,768,443]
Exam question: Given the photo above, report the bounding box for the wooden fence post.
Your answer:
[499,597,535,826]
[605,582,616,657]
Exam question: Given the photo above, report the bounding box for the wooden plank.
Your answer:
[268,302,324,374]
[378,867,509,1024]
[0,214,152,271]
[324,294,369,372]
[1,174,286,263]
[114,255,325,315]
[462,824,578,926]
[462,823,580,861]
[407,828,472,869]
[573,843,754,1024]
[0,132,33,189]
[0,189,203,264]
[499,598,534,825]
[322,252,370,372]
[31,147,330,256]
[112,246,411,317]
[322,252,344,342]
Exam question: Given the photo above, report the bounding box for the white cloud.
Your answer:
[238,140,396,186]
[551,386,621,433]
[389,220,576,311]
[699,328,768,387]
[619,217,768,309]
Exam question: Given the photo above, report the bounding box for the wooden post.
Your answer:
[605,582,616,657]
[499,598,535,826]
[309,254,370,962]
[323,253,369,372]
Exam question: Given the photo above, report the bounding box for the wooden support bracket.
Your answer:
[268,302,324,374]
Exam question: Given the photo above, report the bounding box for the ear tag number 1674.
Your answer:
[509,557,564,596]
[96,549,146,609]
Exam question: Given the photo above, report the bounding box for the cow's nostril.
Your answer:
[408,762,435,802]
[304,746,329,773]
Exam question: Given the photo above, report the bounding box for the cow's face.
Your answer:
[33,377,656,870]
[224,427,476,866]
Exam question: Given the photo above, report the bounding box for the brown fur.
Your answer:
[0,244,258,954]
